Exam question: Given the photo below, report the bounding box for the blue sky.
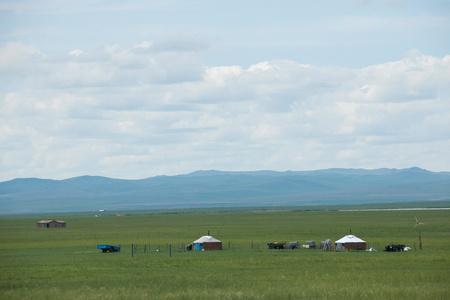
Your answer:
[0,0,449,180]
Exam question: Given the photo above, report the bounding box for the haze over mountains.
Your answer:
[1,167,449,215]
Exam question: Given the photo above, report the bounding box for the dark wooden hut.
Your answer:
[37,220,66,229]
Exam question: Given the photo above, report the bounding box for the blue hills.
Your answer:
[1,167,449,214]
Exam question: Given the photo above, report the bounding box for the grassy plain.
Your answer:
[1,208,449,299]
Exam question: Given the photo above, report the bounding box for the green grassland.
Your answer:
[1,208,449,299]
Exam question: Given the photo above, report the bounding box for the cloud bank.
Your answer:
[1,38,449,181]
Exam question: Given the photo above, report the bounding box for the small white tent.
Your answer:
[335,235,366,251]
[192,235,222,251]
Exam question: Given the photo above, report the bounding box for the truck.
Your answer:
[97,244,120,252]
[267,242,286,249]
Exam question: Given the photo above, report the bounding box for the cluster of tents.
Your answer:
[188,234,373,251]
[188,234,414,252]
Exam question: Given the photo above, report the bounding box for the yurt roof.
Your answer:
[193,236,221,243]
[335,235,366,243]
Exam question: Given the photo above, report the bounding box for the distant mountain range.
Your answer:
[1,167,449,214]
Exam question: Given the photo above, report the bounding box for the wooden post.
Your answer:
[170,243,172,257]
[131,244,134,258]
[418,226,423,250]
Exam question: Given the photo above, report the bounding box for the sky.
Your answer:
[0,0,449,181]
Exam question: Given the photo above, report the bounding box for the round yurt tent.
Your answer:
[334,235,366,251]
[192,235,222,251]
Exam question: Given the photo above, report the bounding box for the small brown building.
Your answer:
[37,219,67,229]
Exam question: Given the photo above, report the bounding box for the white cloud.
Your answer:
[0,43,44,77]
[134,41,153,49]
[69,49,85,57]
[0,42,449,180]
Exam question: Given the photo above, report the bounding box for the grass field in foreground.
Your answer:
[1,209,449,299]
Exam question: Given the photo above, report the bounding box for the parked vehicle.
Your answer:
[267,242,286,249]
[305,241,316,248]
[97,244,120,252]
[287,241,300,249]
[384,244,405,252]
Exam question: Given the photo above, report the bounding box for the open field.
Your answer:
[1,208,449,299]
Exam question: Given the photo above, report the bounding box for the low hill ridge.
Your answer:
[1,168,449,214]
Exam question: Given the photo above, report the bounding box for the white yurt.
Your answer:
[192,235,222,251]
[334,235,366,251]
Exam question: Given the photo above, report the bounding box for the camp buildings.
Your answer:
[36,219,67,229]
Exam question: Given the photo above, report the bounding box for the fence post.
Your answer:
[131,244,134,258]
[170,244,172,257]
